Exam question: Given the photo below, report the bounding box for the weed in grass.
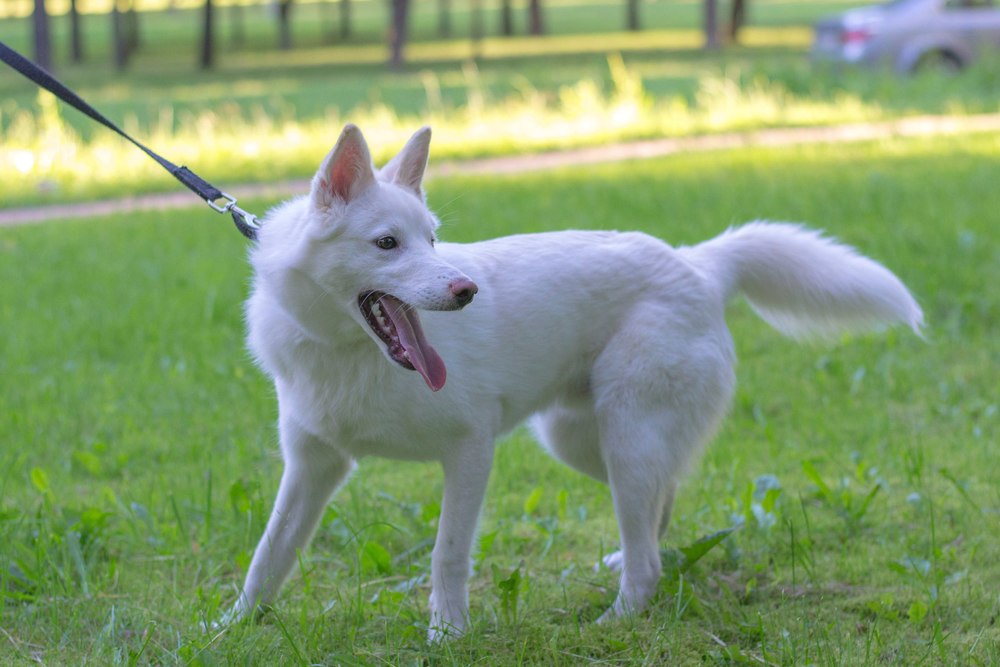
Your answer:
[659,528,736,619]
[491,561,525,628]
[736,474,784,531]
[938,466,982,513]
[801,455,884,535]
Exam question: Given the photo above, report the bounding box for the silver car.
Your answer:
[812,0,1000,72]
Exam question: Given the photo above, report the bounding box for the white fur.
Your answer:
[223,125,923,640]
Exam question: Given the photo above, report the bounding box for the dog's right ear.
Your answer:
[311,124,376,209]
[379,126,431,199]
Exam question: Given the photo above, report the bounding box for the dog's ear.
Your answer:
[379,126,431,199]
[312,124,376,208]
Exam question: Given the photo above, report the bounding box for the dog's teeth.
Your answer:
[372,303,382,317]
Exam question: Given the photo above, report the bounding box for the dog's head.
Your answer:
[259,125,477,392]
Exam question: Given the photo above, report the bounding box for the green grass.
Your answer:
[4,0,1000,208]
[1,131,998,664]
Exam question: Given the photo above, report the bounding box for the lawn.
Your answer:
[4,0,1000,207]
[1,131,997,664]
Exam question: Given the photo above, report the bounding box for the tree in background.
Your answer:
[528,0,544,35]
[339,0,352,39]
[500,0,513,36]
[727,0,747,43]
[111,0,140,69]
[704,0,719,49]
[277,0,293,49]
[388,0,409,69]
[438,0,451,37]
[69,0,84,62]
[321,0,353,42]
[470,0,483,57]
[23,0,746,74]
[199,0,215,68]
[626,0,639,31]
[33,0,51,70]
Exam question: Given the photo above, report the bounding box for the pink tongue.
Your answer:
[381,296,447,391]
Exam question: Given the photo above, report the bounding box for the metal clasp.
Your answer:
[207,192,237,214]
[207,192,262,233]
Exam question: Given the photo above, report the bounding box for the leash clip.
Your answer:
[207,191,238,214]
[207,192,262,240]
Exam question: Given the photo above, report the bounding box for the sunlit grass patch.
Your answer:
[3,55,890,207]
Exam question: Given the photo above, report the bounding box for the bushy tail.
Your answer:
[682,222,924,339]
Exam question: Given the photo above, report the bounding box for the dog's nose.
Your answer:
[450,278,478,307]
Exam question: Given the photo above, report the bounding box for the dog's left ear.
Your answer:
[379,126,431,199]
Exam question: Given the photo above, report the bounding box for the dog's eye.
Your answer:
[375,236,397,250]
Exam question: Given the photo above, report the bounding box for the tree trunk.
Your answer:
[388,0,409,70]
[340,0,352,39]
[704,0,719,49]
[125,0,140,52]
[626,0,639,31]
[528,0,544,35]
[112,0,129,69]
[727,0,746,43]
[230,1,245,46]
[278,0,293,49]
[437,0,450,37]
[470,0,482,58]
[33,0,52,70]
[199,0,214,69]
[499,0,513,36]
[69,0,84,62]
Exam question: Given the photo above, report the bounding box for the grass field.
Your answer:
[4,0,1000,208]
[1,130,997,664]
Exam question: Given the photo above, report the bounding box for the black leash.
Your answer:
[0,41,260,241]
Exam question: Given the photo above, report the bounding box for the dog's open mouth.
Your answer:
[359,292,447,392]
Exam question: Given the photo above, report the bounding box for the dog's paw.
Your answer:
[594,549,625,573]
[595,596,641,625]
[427,618,466,643]
[595,607,617,625]
[203,608,241,634]
[427,623,462,643]
[206,601,270,632]
[427,608,467,643]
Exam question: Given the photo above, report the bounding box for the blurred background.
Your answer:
[2,0,999,208]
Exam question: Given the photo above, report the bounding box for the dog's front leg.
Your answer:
[427,445,494,642]
[224,418,354,625]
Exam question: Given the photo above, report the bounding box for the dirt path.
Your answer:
[4,113,1000,227]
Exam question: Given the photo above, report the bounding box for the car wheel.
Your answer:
[913,50,963,74]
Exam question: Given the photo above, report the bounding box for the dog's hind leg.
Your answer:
[594,409,680,622]
[533,401,681,573]
[591,316,735,621]
[224,417,354,625]
[599,481,676,574]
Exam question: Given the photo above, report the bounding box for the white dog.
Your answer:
[227,124,922,639]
